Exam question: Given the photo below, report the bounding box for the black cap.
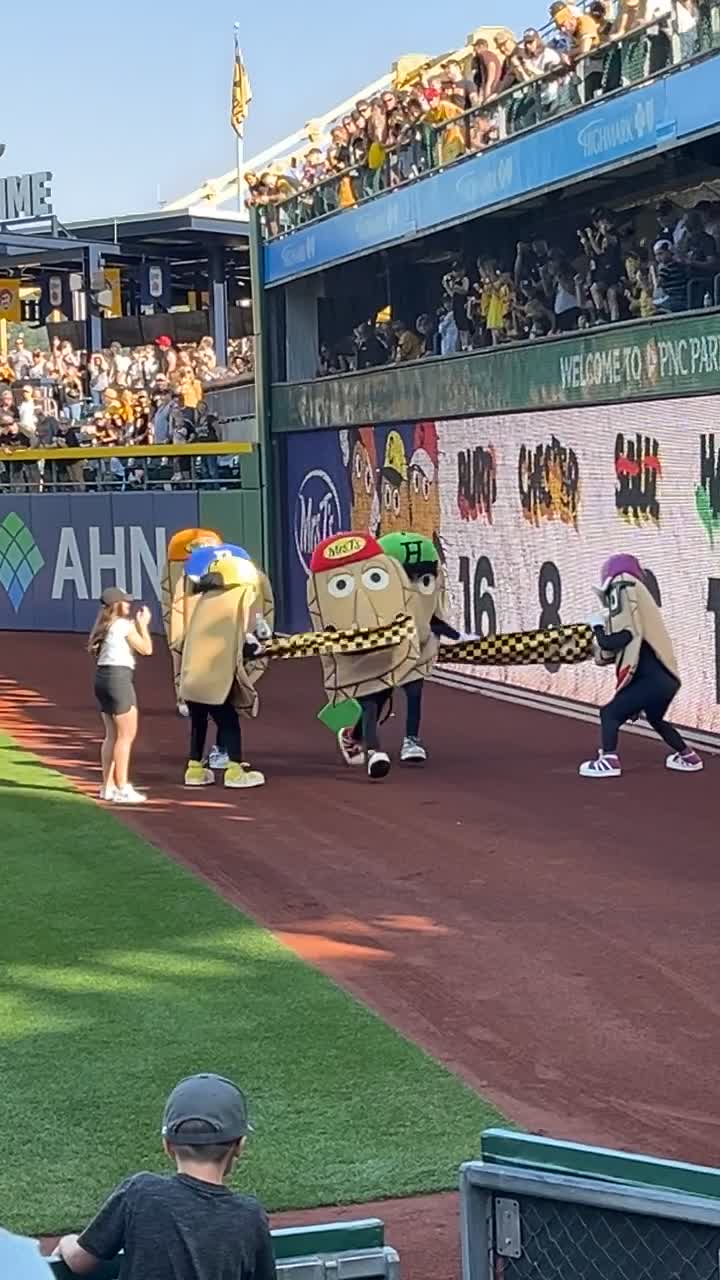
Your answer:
[162,1074,250,1145]
[101,586,133,606]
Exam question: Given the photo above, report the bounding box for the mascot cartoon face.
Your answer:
[344,427,379,534]
[379,530,446,635]
[307,531,419,701]
[593,552,677,687]
[379,530,449,679]
[407,422,442,557]
[380,431,411,533]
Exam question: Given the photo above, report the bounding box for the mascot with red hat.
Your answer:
[580,553,703,778]
[307,531,420,780]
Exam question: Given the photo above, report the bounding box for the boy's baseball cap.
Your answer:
[162,1073,250,1144]
[101,586,133,606]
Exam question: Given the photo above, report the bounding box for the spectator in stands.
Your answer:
[470,37,503,105]
[696,201,720,249]
[8,334,33,378]
[442,260,472,350]
[89,354,110,406]
[549,2,600,55]
[519,29,565,116]
[579,209,624,322]
[18,386,38,436]
[392,318,423,362]
[57,1073,275,1280]
[651,238,689,312]
[353,321,389,369]
[108,340,131,386]
[677,209,718,265]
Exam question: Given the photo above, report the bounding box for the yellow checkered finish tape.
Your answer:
[265,614,416,660]
[438,623,594,667]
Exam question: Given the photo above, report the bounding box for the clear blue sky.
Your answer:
[5,0,537,222]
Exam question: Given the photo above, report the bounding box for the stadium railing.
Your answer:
[260,0,720,239]
[0,443,254,493]
[48,1218,400,1279]
[462,1129,720,1280]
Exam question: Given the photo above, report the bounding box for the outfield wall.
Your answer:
[282,394,720,737]
[0,490,261,633]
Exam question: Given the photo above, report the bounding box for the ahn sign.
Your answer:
[0,492,199,632]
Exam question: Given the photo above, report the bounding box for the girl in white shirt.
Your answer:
[88,587,153,804]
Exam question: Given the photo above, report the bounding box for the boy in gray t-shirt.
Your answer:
[57,1074,275,1280]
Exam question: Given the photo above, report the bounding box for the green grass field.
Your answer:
[0,732,504,1234]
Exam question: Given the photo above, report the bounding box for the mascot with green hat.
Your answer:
[338,529,467,768]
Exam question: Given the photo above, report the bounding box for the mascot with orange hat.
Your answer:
[178,546,268,790]
[580,553,703,778]
[307,531,419,780]
[160,527,222,716]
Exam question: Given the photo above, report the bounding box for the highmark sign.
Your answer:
[271,312,720,431]
[0,171,53,221]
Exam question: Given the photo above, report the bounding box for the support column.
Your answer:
[208,245,228,367]
[248,208,274,584]
[84,243,103,356]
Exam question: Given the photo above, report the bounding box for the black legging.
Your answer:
[351,680,424,747]
[187,699,242,763]
[600,671,686,754]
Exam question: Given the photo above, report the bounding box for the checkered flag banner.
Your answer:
[265,614,416,660]
[439,623,594,667]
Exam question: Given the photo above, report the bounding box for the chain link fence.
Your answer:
[462,1163,720,1280]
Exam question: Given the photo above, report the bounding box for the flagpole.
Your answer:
[234,23,245,214]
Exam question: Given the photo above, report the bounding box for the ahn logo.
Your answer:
[0,511,44,612]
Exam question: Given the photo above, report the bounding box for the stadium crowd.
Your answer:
[317,195,720,371]
[0,333,254,490]
[248,0,717,232]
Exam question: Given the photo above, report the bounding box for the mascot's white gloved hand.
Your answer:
[253,613,272,642]
[244,633,265,657]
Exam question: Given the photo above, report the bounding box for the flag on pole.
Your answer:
[231,36,252,137]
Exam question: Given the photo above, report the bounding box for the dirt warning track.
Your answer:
[3,633,719,1277]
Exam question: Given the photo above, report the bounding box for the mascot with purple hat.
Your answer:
[580,553,703,779]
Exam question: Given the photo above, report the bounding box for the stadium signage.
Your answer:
[271,312,720,431]
[0,171,53,221]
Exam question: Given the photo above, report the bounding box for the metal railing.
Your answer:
[0,443,250,493]
[461,1161,720,1280]
[259,0,720,241]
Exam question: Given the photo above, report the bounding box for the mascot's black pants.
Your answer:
[600,656,686,754]
[351,681,424,750]
[187,698,241,763]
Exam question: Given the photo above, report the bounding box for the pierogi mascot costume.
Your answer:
[185,542,275,694]
[160,528,222,715]
[340,530,463,766]
[179,548,268,790]
[579,552,703,779]
[307,531,419,780]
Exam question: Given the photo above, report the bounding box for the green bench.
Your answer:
[48,1217,399,1279]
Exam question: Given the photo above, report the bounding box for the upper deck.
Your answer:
[260,8,720,287]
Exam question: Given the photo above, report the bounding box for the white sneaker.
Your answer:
[176,700,189,718]
[367,750,391,780]
[99,784,117,801]
[400,736,427,764]
[666,750,703,772]
[112,784,147,804]
[579,752,622,778]
[208,746,230,770]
